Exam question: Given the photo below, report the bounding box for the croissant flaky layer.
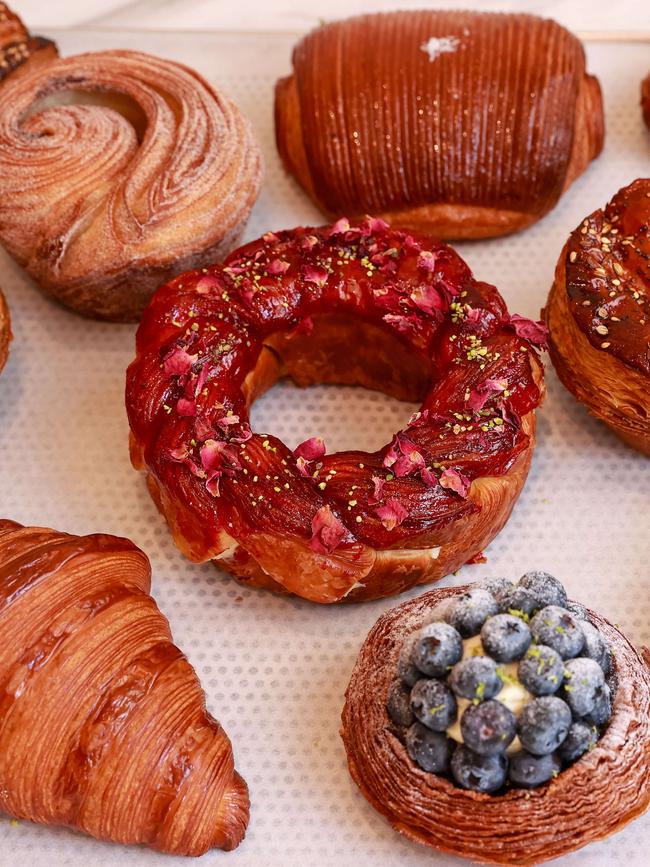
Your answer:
[341,585,650,865]
[275,10,604,239]
[0,287,10,373]
[0,520,249,855]
[0,36,262,320]
[545,179,650,455]
[126,220,545,603]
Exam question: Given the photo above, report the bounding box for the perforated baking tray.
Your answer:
[0,27,648,867]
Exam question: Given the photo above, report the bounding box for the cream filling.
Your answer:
[447,635,531,755]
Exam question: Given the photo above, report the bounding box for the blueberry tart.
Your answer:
[341,574,650,864]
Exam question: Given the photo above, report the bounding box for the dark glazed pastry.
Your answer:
[275,10,604,239]
[0,520,249,855]
[0,286,10,374]
[342,574,650,864]
[545,178,650,455]
[642,72,650,131]
[0,3,262,321]
[126,218,545,603]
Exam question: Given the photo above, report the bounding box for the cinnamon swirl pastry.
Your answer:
[0,287,10,374]
[275,10,604,239]
[126,218,545,604]
[0,519,249,855]
[342,576,650,864]
[0,5,262,321]
[545,178,650,455]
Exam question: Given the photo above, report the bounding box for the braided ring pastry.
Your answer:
[0,44,262,321]
[0,519,249,855]
[126,219,545,603]
[341,584,650,864]
[545,179,650,455]
[0,287,10,374]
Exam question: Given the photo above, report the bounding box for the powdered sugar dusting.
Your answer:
[420,35,460,62]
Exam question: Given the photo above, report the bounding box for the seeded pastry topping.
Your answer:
[388,573,614,792]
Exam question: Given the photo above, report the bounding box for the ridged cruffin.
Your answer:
[545,178,650,455]
[0,29,262,321]
[126,221,544,604]
[0,286,10,373]
[275,10,603,239]
[0,520,249,855]
[341,584,650,865]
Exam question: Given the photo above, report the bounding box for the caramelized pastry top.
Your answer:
[283,10,597,219]
[0,2,55,82]
[565,178,650,375]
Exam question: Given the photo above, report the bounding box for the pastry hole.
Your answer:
[23,89,148,142]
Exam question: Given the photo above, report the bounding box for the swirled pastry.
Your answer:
[126,218,545,603]
[0,519,249,854]
[0,5,262,321]
[275,10,604,239]
[342,575,650,864]
[0,287,10,374]
[545,178,650,455]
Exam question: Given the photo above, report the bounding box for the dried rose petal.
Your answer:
[382,313,421,336]
[439,467,471,497]
[300,234,319,251]
[360,216,390,235]
[310,505,347,554]
[296,456,310,477]
[262,231,280,244]
[403,234,422,253]
[467,378,509,413]
[509,314,549,349]
[166,445,189,462]
[369,475,385,505]
[410,284,445,317]
[375,497,409,531]
[294,436,326,461]
[383,434,425,478]
[267,259,290,276]
[200,439,241,475]
[417,250,437,272]
[217,413,240,427]
[303,264,329,287]
[162,346,197,377]
[420,466,438,487]
[177,397,197,417]
[498,400,522,427]
[195,274,222,294]
[326,217,351,238]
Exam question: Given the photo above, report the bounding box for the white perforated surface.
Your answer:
[0,28,648,867]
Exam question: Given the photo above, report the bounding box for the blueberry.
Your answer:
[412,621,463,677]
[566,600,589,620]
[480,576,515,597]
[405,723,454,773]
[496,584,538,619]
[518,571,568,609]
[449,656,503,701]
[518,645,564,695]
[425,597,456,624]
[410,678,457,731]
[558,721,598,763]
[508,751,561,788]
[449,588,498,637]
[562,657,605,717]
[579,620,611,675]
[397,634,421,687]
[386,680,414,726]
[451,744,507,793]
[518,696,572,755]
[583,682,612,726]
[481,614,532,662]
[460,700,516,756]
[530,606,585,658]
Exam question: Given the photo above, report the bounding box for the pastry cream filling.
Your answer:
[447,635,532,754]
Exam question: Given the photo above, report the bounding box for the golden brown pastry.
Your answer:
[126,218,546,603]
[275,10,604,239]
[545,178,650,455]
[0,2,56,82]
[342,576,650,865]
[0,519,249,855]
[0,4,262,322]
[0,286,10,373]
[643,72,650,131]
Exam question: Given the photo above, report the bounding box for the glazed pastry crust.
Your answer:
[275,10,604,239]
[0,520,249,855]
[0,8,262,321]
[341,584,650,865]
[642,73,650,131]
[545,179,650,455]
[0,286,10,373]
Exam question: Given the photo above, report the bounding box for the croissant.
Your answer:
[126,218,545,604]
[0,519,249,855]
[342,580,650,864]
[0,286,10,374]
[275,10,604,239]
[0,4,262,322]
[545,178,650,455]
[643,72,650,131]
